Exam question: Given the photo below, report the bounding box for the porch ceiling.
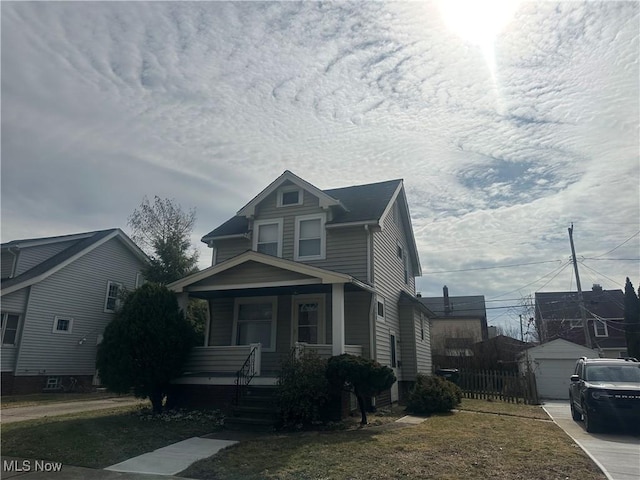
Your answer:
[189,282,367,300]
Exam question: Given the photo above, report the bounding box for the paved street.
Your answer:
[1,397,145,424]
[543,400,640,480]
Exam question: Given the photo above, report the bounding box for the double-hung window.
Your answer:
[1,313,19,345]
[233,297,277,351]
[253,219,283,257]
[294,214,325,260]
[104,281,122,312]
[593,319,608,337]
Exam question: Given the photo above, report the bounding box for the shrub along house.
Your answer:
[169,171,432,409]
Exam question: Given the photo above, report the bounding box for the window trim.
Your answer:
[1,312,20,345]
[104,281,122,313]
[232,296,278,353]
[294,213,326,261]
[593,319,608,337]
[252,219,284,257]
[277,186,303,207]
[52,316,73,334]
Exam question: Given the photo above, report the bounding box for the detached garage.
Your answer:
[518,339,598,400]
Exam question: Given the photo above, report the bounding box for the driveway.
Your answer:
[543,400,640,480]
[1,397,145,424]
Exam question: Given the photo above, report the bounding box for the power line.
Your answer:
[592,230,640,258]
[424,259,563,275]
[489,260,572,300]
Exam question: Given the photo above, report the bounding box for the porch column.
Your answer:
[332,283,345,356]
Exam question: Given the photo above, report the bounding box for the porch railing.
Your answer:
[234,343,262,405]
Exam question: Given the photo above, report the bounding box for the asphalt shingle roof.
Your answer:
[202,179,402,242]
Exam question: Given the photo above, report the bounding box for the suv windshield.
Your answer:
[585,364,640,383]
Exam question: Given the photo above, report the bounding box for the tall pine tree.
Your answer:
[623,277,640,359]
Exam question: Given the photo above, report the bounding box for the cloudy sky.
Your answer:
[2,1,638,334]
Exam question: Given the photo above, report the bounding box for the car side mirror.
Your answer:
[570,374,580,382]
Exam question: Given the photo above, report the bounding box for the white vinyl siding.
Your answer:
[13,240,78,276]
[13,237,145,377]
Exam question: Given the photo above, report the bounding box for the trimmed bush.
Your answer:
[406,374,462,415]
[326,354,396,425]
[277,351,330,428]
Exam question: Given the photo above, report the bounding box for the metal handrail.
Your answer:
[234,346,257,405]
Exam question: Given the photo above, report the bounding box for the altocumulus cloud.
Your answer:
[1,1,638,330]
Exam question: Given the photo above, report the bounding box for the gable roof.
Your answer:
[535,289,624,320]
[1,229,148,296]
[202,176,404,242]
[168,250,374,293]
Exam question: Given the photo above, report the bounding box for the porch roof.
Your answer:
[168,250,374,294]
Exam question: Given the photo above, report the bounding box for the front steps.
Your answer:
[225,385,278,431]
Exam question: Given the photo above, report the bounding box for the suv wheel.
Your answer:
[582,402,600,433]
[570,397,581,421]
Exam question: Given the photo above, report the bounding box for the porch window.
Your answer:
[253,219,283,257]
[233,297,277,352]
[294,214,325,260]
[1,312,19,345]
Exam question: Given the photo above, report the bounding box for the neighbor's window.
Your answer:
[277,187,303,207]
[593,319,608,337]
[234,297,277,351]
[294,214,325,260]
[390,333,397,368]
[253,219,283,257]
[1,312,19,345]
[52,316,73,334]
[104,281,122,312]
[45,376,60,390]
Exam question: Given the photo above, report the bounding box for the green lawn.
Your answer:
[1,406,225,468]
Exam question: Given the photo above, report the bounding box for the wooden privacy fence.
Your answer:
[457,369,539,405]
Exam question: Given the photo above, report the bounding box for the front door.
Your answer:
[292,295,325,345]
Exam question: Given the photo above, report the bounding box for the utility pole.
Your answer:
[568,223,592,348]
[519,314,524,342]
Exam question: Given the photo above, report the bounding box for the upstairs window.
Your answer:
[294,214,325,260]
[104,281,122,312]
[1,313,19,345]
[376,297,385,323]
[277,187,303,207]
[253,219,283,257]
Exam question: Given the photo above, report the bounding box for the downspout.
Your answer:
[368,291,377,409]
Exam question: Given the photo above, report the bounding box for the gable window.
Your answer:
[253,219,283,257]
[52,316,73,334]
[1,313,19,345]
[294,214,325,260]
[104,281,122,312]
[233,297,277,352]
[593,319,608,337]
[277,187,303,207]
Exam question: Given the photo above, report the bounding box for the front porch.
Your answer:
[169,251,375,387]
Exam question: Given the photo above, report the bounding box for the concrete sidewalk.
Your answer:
[543,401,640,480]
[1,397,145,424]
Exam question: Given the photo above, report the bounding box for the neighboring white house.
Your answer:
[1,229,148,394]
[518,338,598,400]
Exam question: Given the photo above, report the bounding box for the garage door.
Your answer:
[534,358,577,399]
